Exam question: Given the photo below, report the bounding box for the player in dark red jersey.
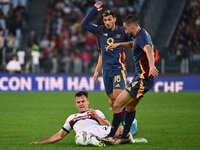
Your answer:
[103,15,159,144]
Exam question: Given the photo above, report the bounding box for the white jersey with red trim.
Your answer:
[62,110,111,139]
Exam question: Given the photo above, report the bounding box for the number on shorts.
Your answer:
[114,75,121,82]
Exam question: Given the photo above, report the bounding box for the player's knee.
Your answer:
[109,98,115,108]
[108,99,113,107]
[113,103,123,113]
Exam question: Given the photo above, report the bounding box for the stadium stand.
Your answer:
[170,0,200,62]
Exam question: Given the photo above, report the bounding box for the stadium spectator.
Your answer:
[39,35,50,51]
[51,49,58,74]
[17,50,25,72]
[81,48,91,74]
[27,31,38,52]
[73,49,82,74]
[6,32,17,61]
[62,51,72,74]
[6,54,21,73]
[6,32,17,49]
[0,9,6,30]
[31,44,40,73]
[12,0,27,8]
[85,32,96,48]
[0,27,5,49]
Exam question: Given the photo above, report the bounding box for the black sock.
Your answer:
[108,112,123,137]
[121,110,136,138]
[122,107,126,127]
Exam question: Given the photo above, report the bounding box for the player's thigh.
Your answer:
[113,90,133,113]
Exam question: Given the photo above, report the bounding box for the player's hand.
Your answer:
[106,43,120,51]
[89,109,98,118]
[149,65,159,77]
[94,1,103,11]
[30,142,41,144]
[93,71,98,82]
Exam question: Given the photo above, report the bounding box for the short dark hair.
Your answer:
[102,10,115,17]
[124,15,139,26]
[75,91,88,98]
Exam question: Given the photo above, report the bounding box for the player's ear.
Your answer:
[87,99,90,104]
[113,17,116,22]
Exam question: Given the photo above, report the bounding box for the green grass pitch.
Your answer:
[0,91,200,150]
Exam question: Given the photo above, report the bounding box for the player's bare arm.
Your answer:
[89,109,111,126]
[30,129,67,144]
[94,1,103,11]
[93,53,102,82]
[143,44,159,77]
[106,41,134,51]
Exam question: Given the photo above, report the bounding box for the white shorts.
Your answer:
[85,125,111,139]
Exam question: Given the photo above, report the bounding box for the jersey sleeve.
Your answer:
[62,115,73,133]
[96,39,102,54]
[135,32,152,50]
[95,110,107,120]
[81,6,102,35]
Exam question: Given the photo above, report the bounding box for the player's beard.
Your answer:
[106,23,114,30]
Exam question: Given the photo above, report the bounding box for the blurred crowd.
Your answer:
[169,0,200,61]
[0,0,28,73]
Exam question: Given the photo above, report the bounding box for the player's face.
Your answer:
[123,22,134,37]
[103,15,116,30]
[75,95,90,113]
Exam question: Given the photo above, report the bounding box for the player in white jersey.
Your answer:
[63,109,111,140]
[30,91,123,147]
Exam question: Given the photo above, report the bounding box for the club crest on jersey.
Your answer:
[116,34,121,39]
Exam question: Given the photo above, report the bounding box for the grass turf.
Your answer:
[0,91,200,150]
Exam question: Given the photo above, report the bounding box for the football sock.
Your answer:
[121,110,136,138]
[122,107,126,127]
[108,112,123,137]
